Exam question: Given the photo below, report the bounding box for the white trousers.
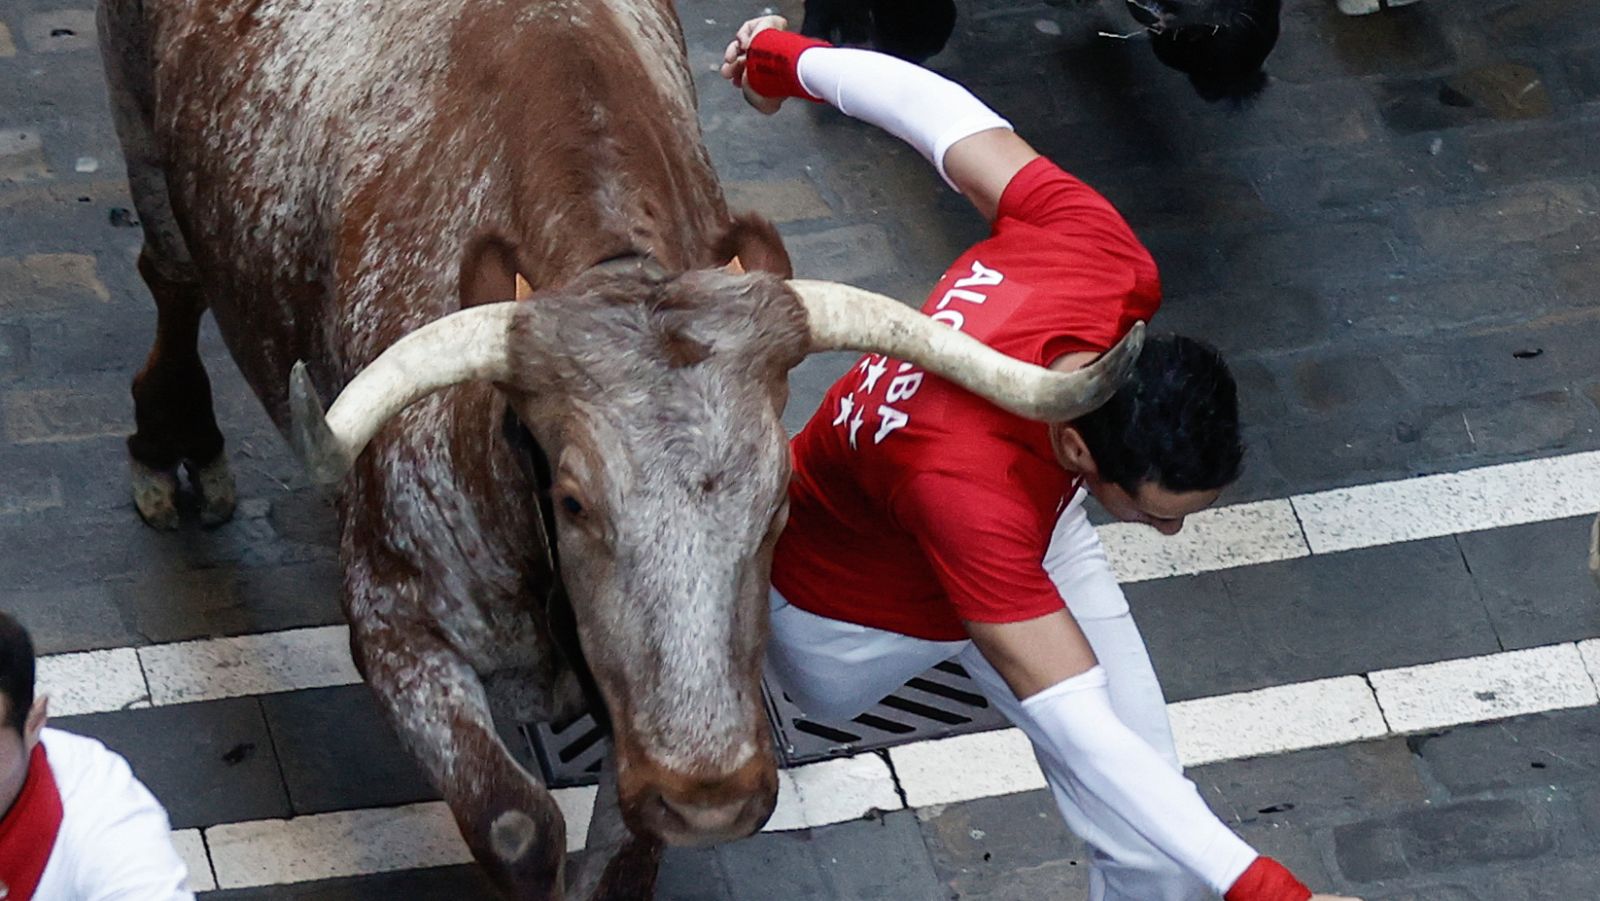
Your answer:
[767,492,1210,901]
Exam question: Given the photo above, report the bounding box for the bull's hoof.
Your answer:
[130,460,181,530]
[188,455,237,527]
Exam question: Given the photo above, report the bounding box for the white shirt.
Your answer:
[32,729,194,901]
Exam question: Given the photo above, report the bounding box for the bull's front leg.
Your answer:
[351,611,568,899]
[566,755,663,901]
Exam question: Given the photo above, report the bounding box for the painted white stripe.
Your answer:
[167,639,1600,889]
[31,450,1600,717]
[35,647,149,716]
[890,727,1043,808]
[1368,644,1600,733]
[554,784,600,853]
[170,828,217,893]
[138,625,360,706]
[1579,638,1600,692]
[1291,450,1600,554]
[1168,676,1388,767]
[767,753,902,830]
[207,801,473,889]
[1100,498,1308,583]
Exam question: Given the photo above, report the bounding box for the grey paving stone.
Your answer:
[1136,536,1500,699]
[109,557,344,645]
[0,321,26,381]
[916,788,1090,900]
[1194,738,1430,829]
[803,810,944,900]
[200,865,500,900]
[1407,708,1600,797]
[56,698,292,829]
[1456,516,1600,650]
[1332,793,1579,884]
[261,685,438,816]
[1378,63,1556,135]
[656,845,734,901]
[713,827,832,899]
[0,581,142,654]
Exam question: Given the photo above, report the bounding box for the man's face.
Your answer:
[0,699,29,817]
[1083,473,1219,536]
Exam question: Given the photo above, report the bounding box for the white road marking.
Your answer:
[35,647,149,716]
[138,625,360,706]
[1168,675,1388,767]
[1100,498,1309,583]
[170,829,217,893]
[1367,644,1600,733]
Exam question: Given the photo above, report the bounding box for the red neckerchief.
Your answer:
[0,744,64,901]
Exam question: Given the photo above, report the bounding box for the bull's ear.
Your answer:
[713,211,792,278]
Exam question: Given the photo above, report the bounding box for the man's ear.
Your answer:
[1050,423,1099,477]
[712,211,793,278]
[23,695,47,751]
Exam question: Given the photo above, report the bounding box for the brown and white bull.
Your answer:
[97,1,1140,897]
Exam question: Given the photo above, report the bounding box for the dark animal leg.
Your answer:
[353,615,568,900]
[99,0,233,529]
[567,754,663,901]
[800,0,873,45]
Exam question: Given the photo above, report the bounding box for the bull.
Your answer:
[96,0,1140,897]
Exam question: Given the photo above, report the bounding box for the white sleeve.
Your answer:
[794,47,1013,189]
[52,732,196,900]
[1020,666,1260,896]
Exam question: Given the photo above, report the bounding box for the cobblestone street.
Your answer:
[3,0,1600,898]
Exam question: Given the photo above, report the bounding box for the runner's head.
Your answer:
[1050,334,1241,535]
[1128,0,1280,103]
[0,612,47,815]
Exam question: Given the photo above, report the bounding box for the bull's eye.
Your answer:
[559,496,585,517]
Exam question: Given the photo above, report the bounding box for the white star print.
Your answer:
[832,393,855,426]
[848,407,866,449]
[861,357,888,393]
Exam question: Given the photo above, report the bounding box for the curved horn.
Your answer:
[289,303,518,484]
[788,279,1144,421]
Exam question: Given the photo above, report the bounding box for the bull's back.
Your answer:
[128,0,713,420]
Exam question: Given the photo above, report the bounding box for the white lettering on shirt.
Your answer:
[831,259,1008,450]
[885,372,923,403]
[953,260,1004,289]
[874,405,909,444]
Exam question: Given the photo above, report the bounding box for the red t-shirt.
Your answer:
[772,158,1161,641]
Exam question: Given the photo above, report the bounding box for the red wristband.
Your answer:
[1224,857,1312,901]
[744,29,832,102]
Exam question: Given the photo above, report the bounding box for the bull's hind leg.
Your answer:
[353,616,568,899]
[98,0,234,529]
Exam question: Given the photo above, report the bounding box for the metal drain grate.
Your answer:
[521,660,1007,787]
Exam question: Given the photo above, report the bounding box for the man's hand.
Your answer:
[720,14,790,114]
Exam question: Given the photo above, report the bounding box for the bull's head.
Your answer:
[287,248,1142,847]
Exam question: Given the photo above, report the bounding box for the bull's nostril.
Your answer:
[658,796,748,836]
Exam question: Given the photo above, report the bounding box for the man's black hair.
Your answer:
[1072,333,1242,494]
[1139,0,1281,103]
[0,612,35,735]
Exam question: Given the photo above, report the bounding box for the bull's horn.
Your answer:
[788,279,1143,422]
[289,303,518,484]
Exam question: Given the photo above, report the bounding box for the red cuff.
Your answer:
[745,29,832,102]
[1224,857,1312,901]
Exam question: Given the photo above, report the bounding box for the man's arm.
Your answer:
[966,614,1358,901]
[721,16,1037,223]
